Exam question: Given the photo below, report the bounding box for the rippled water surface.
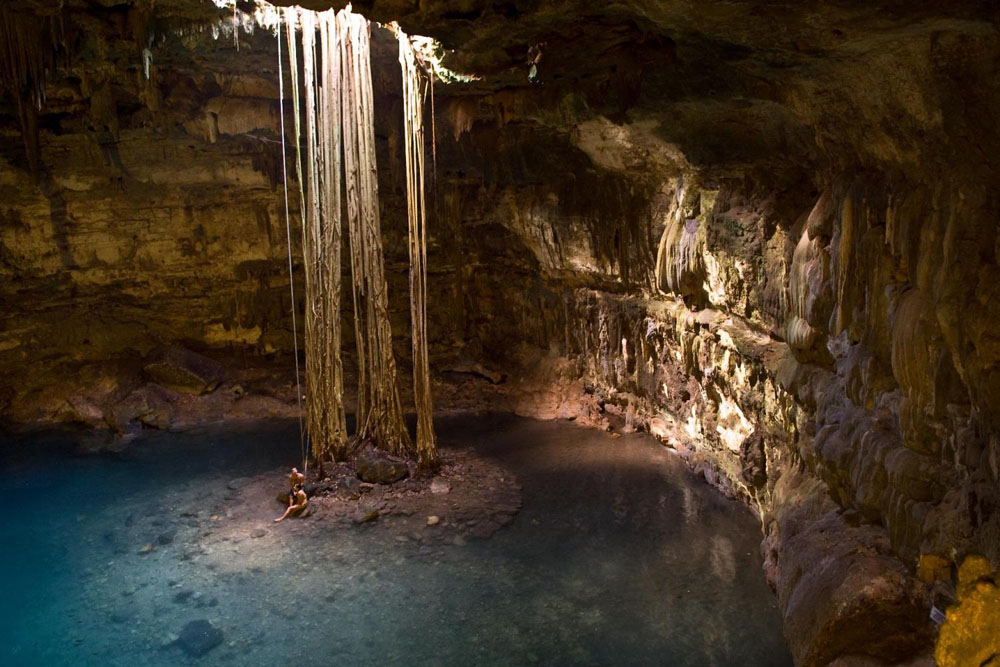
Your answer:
[0,415,791,666]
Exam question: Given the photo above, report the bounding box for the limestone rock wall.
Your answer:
[423,79,1000,664]
[0,18,471,433]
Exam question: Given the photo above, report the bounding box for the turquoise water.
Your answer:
[0,415,791,666]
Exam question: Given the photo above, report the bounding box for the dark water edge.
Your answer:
[0,414,792,666]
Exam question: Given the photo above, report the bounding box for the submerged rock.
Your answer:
[173,590,194,604]
[226,477,251,491]
[74,430,131,456]
[109,608,134,624]
[175,619,223,657]
[156,529,177,545]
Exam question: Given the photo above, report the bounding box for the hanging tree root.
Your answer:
[340,12,412,458]
[397,27,438,470]
[284,7,349,463]
[281,8,438,466]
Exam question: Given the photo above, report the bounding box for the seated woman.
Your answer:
[275,483,308,522]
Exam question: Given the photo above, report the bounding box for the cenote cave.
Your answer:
[1,1,999,666]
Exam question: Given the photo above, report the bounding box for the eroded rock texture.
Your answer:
[2,1,999,664]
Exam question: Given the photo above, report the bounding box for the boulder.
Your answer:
[65,395,108,429]
[175,619,223,657]
[303,482,332,497]
[778,507,934,666]
[143,347,224,395]
[108,384,174,432]
[356,447,409,485]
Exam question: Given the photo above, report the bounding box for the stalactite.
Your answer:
[0,6,64,176]
[397,27,438,469]
[339,11,411,457]
[429,69,437,183]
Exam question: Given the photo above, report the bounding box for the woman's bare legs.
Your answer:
[275,492,307,522]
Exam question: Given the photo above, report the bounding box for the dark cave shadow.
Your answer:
[95,129,130,176]
[35,166,77,270]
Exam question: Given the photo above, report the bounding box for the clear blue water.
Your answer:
[0,415,791,666]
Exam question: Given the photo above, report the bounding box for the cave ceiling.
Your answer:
[3,0,998,182]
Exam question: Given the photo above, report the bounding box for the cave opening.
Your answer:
[2,0,1000,665]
